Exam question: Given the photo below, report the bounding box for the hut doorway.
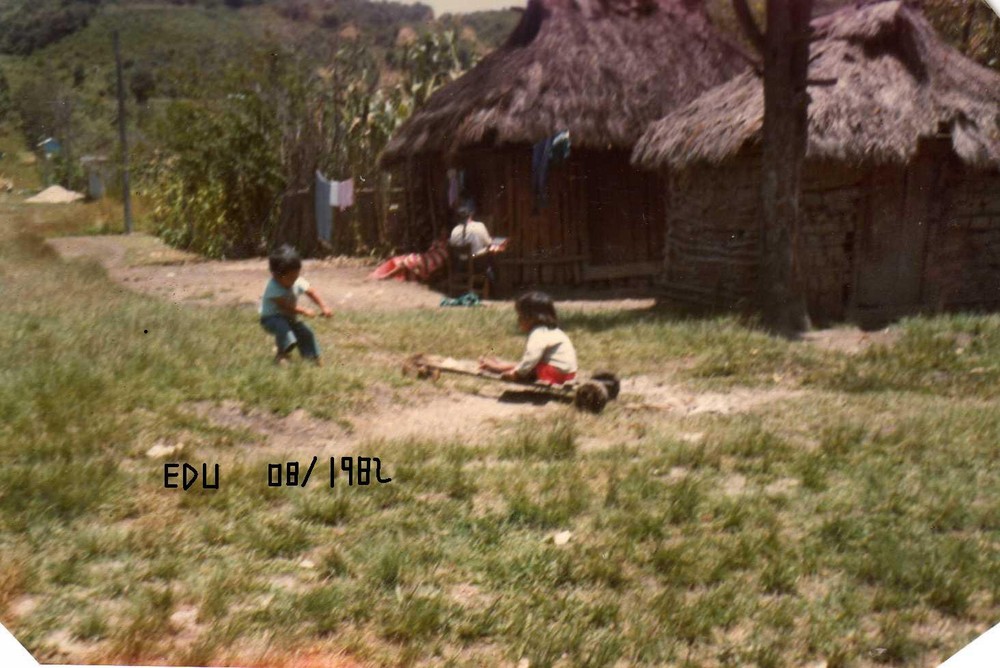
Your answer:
[580,151,664,283]
[453,148,664,291]
[850,147,946,326]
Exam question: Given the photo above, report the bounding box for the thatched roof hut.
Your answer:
[631,0,1000,326]
[380,0,748,291]
[381,0,749,164]
[632,0,1000,170]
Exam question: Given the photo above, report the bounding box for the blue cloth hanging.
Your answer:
[315,171,333,243]
[531,130,570,213]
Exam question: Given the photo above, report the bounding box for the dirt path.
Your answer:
[48,235,445,311]
[182,389,567,460]
[47,234,661,313]
[51,233,890,456]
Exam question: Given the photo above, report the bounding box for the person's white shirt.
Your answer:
[449,220,492,257]
[515,326,578,377]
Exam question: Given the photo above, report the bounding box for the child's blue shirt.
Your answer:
[260,277,310,318]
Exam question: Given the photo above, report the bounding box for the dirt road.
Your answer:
[47,234,445,311]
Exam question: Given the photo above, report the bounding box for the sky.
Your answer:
[400,0,526,16]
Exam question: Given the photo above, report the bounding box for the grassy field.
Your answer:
[1,196,999,667]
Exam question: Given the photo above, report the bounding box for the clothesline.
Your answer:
[315,171,356,244]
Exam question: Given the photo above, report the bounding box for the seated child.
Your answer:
[259,245,332,365]
[479,291,578,385]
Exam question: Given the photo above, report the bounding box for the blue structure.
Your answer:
[37,137,62,158]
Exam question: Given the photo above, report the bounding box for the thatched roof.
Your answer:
[632,0,1000,169]
[380,0,748,165]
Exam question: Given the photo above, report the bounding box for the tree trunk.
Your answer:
[757,0,812,336]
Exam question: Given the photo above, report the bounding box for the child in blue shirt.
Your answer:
[259,245,332,365]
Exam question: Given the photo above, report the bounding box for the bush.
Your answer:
[0,0,98,56]
[149,91,285,258]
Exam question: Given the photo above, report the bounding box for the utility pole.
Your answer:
[113,30,133,234]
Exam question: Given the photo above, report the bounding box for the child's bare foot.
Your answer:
[274,353,290,366]
[309,357,323,367]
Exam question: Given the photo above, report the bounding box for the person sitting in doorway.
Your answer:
[449,204,495,257]
[448,204,507,290]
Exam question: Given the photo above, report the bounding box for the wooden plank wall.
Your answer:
[398,146,667,292]
[462,146,662,290]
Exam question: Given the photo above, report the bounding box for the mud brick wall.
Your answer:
[799,164,866,323]
[663,157,862,321]
[663,159,759,310]
[925,170,1000,310]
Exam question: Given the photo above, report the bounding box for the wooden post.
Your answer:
[113,30,133,235]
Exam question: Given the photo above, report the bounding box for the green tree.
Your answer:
[148,33,474,258]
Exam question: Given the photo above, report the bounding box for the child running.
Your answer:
[479,291,578,385]
[259,245,332,365]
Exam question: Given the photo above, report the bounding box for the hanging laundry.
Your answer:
[446,169,466,208]
[329,178,340,208]
[315,171,333,243]
[551,130,571,164]
[531,130,570,213]
[447,169,459,207]
[337,178,354,210]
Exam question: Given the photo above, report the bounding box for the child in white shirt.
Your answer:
[479,291,578,385]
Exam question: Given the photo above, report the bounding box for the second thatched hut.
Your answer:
[633,0,1000,326]
[380,0,747,292]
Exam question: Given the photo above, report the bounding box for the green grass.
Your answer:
[0,127,42,191]
[1,198,999,666]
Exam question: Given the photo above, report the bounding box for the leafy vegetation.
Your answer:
[144,29,469,257]
[0,0,99,56]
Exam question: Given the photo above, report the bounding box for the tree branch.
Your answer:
[732,0,766,56]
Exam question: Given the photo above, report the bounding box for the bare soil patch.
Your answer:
[801,327,900,354]
[621,374,806,415]
[48,235,443,312]
[186,386,567,458]
[46,234,662,314]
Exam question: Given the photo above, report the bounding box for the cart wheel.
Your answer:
[574,381,609,414]
[591,371,620,400]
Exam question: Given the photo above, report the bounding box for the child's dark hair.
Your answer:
[269,245,301,276]
[516,291,558,328]
[455,203,474,221]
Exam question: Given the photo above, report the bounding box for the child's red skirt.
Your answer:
[535,363,576,386]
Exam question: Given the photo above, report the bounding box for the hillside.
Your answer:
[0,0,517,56]
[0,0,992,194]
[0,0,518,181]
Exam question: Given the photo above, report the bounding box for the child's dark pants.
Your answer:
[260,315,320,358]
